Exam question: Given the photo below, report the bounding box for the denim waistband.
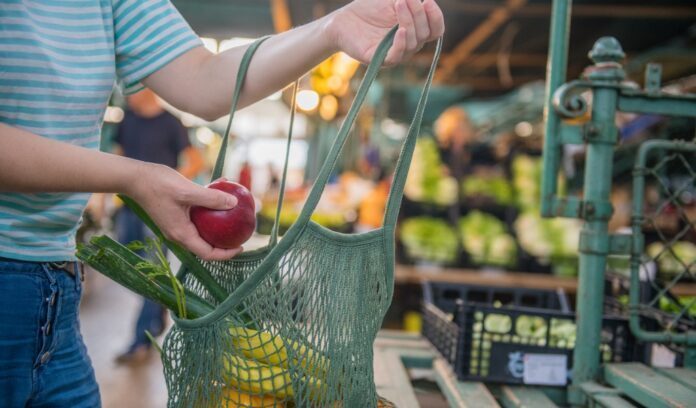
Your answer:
[0,256,81,279]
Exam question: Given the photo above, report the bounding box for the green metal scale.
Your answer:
[376,1,696,407]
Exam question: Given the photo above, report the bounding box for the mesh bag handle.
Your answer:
[269,81,298,246]
[210,36,298,246]
[295,27,442,228]
[383,37,442,226]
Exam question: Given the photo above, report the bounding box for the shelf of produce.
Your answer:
[394,264,696,296]
[395,264,577,293]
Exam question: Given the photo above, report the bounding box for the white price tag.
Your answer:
[523,353,568,386]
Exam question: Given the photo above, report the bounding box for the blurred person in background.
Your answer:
[238,160,253,191]
[112,89,203,364]
[0,0,443,404]
[358,128,381,181]
[434,106,479,179]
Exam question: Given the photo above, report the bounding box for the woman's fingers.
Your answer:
[385,27,407,65]
[423,0,445,40]
[396,0,418,53]
[184,184,237,210]
[176,223,243,261]
[406,0,431,43]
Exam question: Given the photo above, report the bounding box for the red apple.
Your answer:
[190,179,256,249]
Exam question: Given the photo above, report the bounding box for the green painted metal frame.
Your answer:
[629,140,696,362]
[540,0,696,404]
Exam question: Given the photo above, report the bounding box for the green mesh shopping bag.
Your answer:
[114,27,438,407]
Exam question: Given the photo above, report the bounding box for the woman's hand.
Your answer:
[327,0,444,65]
[128,163,243,261]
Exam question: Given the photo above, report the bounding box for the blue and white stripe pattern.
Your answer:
[0,0,201,261]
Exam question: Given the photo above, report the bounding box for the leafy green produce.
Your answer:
[514,211,581,275]
[459,211,517,267]
[462,176,513,205]
[404,138,458,205]
[511,155,542,210]
[511,155,565,210]
[647,241,696,278]
[400,217,458,264]
[659,296,696,317]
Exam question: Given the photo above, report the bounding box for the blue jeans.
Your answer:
[0,259,101,407]
[116,208,166,349]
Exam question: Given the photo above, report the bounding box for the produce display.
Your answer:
[191,179,256,249]
[260,204,348,231]
[475,312,579,348]
[458,211,516,267]
[259,174,371,232]
[511,155,544,210]
[469,310,613,377]
[461,174,513,205]
[659,296,696,317]
[646,241,696,278]
[399,216,458,264]
[513,213,581,260]
[404,137,458,205]
[399,147,584,273]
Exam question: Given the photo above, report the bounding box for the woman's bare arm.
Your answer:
[144,0,444,120]
[0,123,241,261]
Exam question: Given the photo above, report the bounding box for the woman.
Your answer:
[0,0,444,406]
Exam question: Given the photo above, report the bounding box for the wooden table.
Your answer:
[394,264,696,296]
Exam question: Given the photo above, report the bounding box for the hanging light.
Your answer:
[327,75,343,93]
[296,90,320,112]
[319,95,338,121]
[515,121,534,137]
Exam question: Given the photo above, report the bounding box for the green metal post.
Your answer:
[541,0,572,217]
[569,38,626,406]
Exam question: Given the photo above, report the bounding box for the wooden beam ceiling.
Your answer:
[270,0,292,32]
[436,0,528,82]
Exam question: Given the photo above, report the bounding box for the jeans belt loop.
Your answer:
[48,261,80,279]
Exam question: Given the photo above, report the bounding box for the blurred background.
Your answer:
[77,1,695,406]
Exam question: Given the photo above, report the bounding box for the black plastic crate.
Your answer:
[423,281,567,315]
[422,282,636,386]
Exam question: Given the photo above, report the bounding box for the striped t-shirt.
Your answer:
[0,0,202,261]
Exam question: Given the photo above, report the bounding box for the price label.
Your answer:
[523,353,568,386]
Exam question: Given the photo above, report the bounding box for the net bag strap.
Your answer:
[211,36,268,181]
[383,38,442,227]
[270,81,299,247]
[209,35,297,247]
[294,28,441,227]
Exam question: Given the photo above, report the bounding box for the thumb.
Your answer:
[187,185,237,210]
